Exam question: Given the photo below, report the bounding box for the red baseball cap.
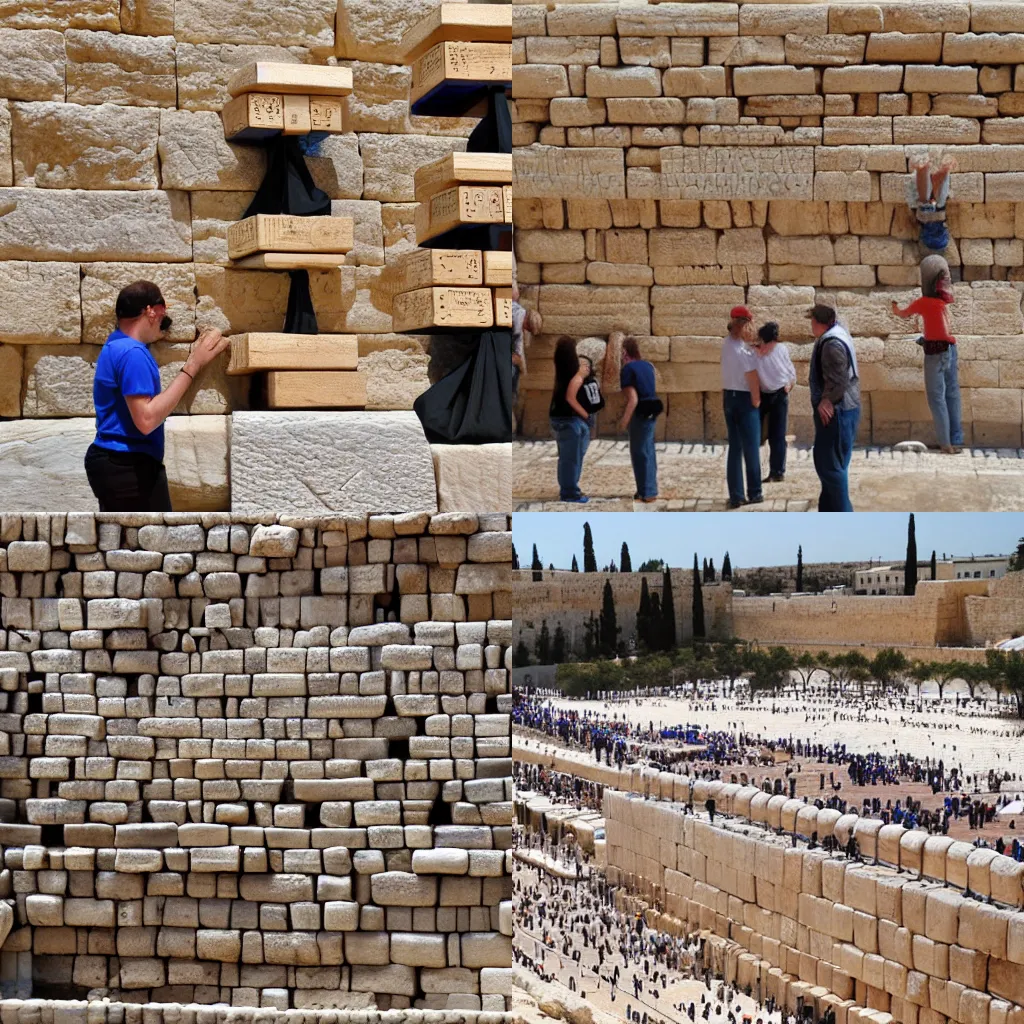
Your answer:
[730,305,753,321]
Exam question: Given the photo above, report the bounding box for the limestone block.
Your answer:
[195,265,291,335]
[893,116,981,145]
[81,262,197,346]
[989,956,1024,1005]
[305,135,365,201]
[822,66,904,94]
[158,110,266,191]
[432,444,513,513]
[617,5,740,38]
[230,411,438,513]
[586,66,662,99]
[120,0,174,34]
[943,33,1024,64]
[175,42,315,112]
[189,191,254,264]
[733,66,818,97]
[865,33,943,64]
[0,29,66,102]
[0,188,191,262]
[0,262,81,345]
[709,36,786,66]
[740,4,828,35]
[515,146,626,201]
[903,66,978,94]
[0,344,20,416]
[785,34,866,67]
[174,0,336,48]
[336,0,451,63]
[65,30,177,107]
[358,343,430,411]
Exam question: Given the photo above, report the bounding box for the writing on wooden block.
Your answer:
[483,250,513,287]
[494,288,512,328]
[228,215,355,260]
[411,41,511,107]
[310,96,346,133]
[231,252,350,271]
[414,152,512,203]
[228,333,359,375]
[397,249,484,290]
[418,185,506,244]
[266,371,367,409]
[402,3,512,62]
[222,93,284,141]
[392,287,494,332]
[503,186,512,223]
[283,94,312,135]
[228,62,353,98]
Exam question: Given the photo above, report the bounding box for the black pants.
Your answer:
[84,443,172,512]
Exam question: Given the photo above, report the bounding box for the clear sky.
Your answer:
[512,513,1024,571]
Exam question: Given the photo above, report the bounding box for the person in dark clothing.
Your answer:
[548,336,592,503]
[618,336,660,502]
[85,281,229,512]
[807,304,861,512]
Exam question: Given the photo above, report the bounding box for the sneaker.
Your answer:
[566,495,589,504]
[640,496,659,504]
[763,474,785,483]
[744,495,765,505]
[728,499,743,510]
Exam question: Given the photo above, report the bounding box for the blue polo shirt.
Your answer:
[620,359,656,400]
[92,329,164,461]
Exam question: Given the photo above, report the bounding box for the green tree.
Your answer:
[535,620,551,664]
[905,513,918,596]
[583,612,598,660]
[692,555,706,639]
[747,647,795,695]
[830,651,871,695]
[661,567,676,651]
[1009,538,1024,572]
[650,592,662,649]
[708,558,716,582]
[987,649,1024,716]
[702,557,709,583]
[599,580,618,658]
[621,543,632,573]
[793,650,819,693]
[714,641,749,695]
[638,558,665,572]
[960,660,990,701]
[531,544,542,582]
[722,552,732,581]
[583,522,597,573]
[870,648,910,692]
[930,550,937,580]
[796,546,803,593]
[551,624,567,665]
[571,554,579,572]
[512,640,531,668]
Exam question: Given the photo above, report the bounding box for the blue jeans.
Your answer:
[814,404,860,512]
[550,416,590,500]
[723,390,762,504]
[760,389,789,478]
[628,415,658,499]
[923,346,962,448]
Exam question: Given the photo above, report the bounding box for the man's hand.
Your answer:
[185,329,229,375]
[818,397,835,425]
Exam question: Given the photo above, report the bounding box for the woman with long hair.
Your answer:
[549,336,592,503]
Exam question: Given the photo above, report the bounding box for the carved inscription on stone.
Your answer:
[512,145,626,199]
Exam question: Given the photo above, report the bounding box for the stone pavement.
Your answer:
[513,440,1024,512]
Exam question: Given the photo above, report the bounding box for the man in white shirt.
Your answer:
[720,305,763,509]
[752,321,797,483]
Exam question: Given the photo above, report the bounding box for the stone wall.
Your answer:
[514,0,1024,448]
[963,569,1024,644]
[0,512,512,1010]
[512,568,733,656]
[0,0,513,513]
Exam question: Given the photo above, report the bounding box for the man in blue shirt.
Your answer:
[616,335,660,502]
[85,280,229,511]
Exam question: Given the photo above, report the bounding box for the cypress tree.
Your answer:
[661,567,676,650]
[692,554,706,639]
[536,620,551,664]
[583,522,597,573]
[796,545,804,593]
[905,513,918,596]
[531,545,542,582]
[708,558,716,582]
[621,542,632,573]
[571,554,579,572]
[513,545,519,570]
[551,624,566,664]
[702,557,709,583]
[637,577,651,650]
[722,552,732,580]
[930,550,937,580]
[599,580,618,657]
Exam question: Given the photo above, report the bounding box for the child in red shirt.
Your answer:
[891,255,962,454]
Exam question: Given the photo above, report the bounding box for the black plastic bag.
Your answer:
[466,87,511,155]
[414,331,513,444]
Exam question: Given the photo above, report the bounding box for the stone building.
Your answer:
[514,0,1024,449]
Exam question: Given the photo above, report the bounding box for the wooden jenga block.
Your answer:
[503,185,512,222]
[228,334,359,375]
[414,152,512,203]
[266,371,367,408]
[416,185,507,244]
[282,94,312,135]
[392,287,494,332]
[231,252,349,271]
[222,93,284,141]
[310,96,346,133]
[402,3,511,62]
[395,249,484,290]
[228,62,353,98]
[227,215,355,260]
[483,250,513,287]
[494,288,512,328]
[410,41,511,110]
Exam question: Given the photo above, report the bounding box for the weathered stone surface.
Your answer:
[195,265,291,334]
[0,100,11,188]
[338,60,412,133]
[358,134,468,203]
[158,110,266,191]
[359,345,431,410]
[175,42,314,111]
[311,265,393,334]
[304,134,365,200]
[327,199,384,266]
[230,412,439,513]
[65,30,176,107]
[174,0,336,48]
[81,263,197,345]
[0,344,21,416]
[514,145,626,200]
[0,29,66,102]
[0,0,118,30]
[0,417,229,511]
[432,444,513,513]
[250,524,300,557]
[0,188,191,262]
[189,191,254,265]
[11,101,160,189]
[335,0,447,63]
[120,0,173,34]
[0,262,81,345]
